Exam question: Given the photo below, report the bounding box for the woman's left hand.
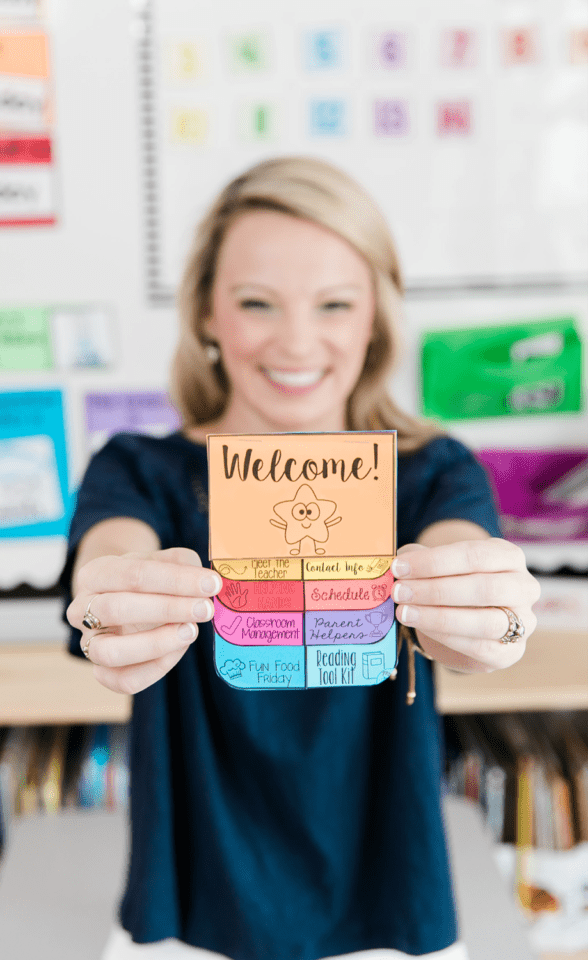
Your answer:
[392,538,541,673]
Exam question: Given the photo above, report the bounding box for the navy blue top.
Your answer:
[60,432,501,959]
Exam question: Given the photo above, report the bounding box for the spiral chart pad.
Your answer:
[208,432,397,690]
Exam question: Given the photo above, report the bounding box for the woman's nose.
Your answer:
[277,306,317,357]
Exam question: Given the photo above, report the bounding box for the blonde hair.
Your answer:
[171,155,441,453]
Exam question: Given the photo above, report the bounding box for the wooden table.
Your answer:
[435,629,588,714]
[0,644,131,725]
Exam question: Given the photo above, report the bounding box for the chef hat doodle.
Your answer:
[220,659,246,680]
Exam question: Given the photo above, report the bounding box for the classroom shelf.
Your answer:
[0,644,131,725]
[0,628,585,724]
[2,644,588,959]
[435,629,588,714]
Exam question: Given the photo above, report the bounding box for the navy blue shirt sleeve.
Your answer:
[398,436,502,547]
[58,433,173,659]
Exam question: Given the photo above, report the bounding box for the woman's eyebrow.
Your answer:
[230,283,276,293]
[317,285,362,295]
[230,283,363,295]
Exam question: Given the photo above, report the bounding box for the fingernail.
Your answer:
[392,559,411,578]
[177,622,198,642]
[399,605,418,625]
[192,599,214,621]
[393,583,413,603]
[201,573,222,595]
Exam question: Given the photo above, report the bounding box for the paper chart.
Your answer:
[0,4,58,226]
[208,432,398,690]
[0,304,114,371]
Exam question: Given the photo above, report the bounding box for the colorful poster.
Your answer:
[420,317,583,420]
[208,432,398,690]
[85,391,181,453]
[0,304,114,370]
[0,305,52,370]
[0,76,50,130]
[50,305,114,370]
[0,23,58,227]
[0,135,56,225]
[477,449,588,542]
[0,389,71,537]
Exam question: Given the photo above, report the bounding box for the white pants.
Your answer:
[101,923,469,960]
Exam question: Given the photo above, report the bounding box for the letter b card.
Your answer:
[207,432,397,690]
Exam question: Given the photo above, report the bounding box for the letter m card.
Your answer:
[207,432,397,691]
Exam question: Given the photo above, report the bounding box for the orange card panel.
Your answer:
[208,432,396,561]
[0,32,49,78]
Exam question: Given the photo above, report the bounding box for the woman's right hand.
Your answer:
[67,547,221,695]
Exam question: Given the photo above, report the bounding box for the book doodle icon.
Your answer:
[207,432,398,690]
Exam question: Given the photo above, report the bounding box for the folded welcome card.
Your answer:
[207,432,397,690]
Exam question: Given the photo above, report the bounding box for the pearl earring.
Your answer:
[204,342,221,364]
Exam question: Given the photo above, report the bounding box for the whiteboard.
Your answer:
[141,0,588,302]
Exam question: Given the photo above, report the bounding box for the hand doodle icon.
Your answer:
[225,582,248,608]
[270,484,342,555]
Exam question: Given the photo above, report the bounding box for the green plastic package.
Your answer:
[420,316,583,420]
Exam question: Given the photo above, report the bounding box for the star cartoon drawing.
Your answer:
[270,483,342,555]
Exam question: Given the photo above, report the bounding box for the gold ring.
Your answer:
[81,635,93,660]
[82,595,102,631]
[497,607,525,643]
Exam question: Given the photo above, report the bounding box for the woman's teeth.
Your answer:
[264,369,324,387]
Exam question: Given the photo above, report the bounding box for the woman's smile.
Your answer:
[260,367,327,393]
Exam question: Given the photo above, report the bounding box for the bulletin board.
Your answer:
[140,0,588,303]
[0,0,587,594]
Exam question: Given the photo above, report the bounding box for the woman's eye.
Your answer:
[321,301,351,311]
[240,299,271,310]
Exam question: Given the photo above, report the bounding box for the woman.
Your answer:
[61,156,540,960]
